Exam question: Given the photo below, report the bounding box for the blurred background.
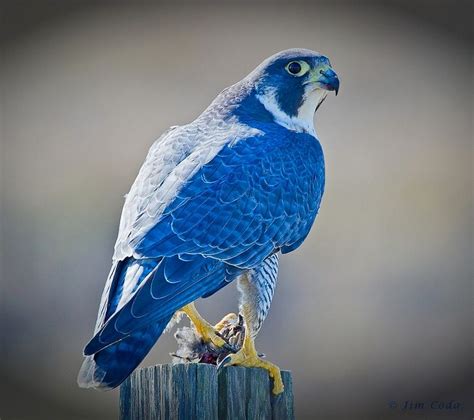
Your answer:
[1,1,472,419]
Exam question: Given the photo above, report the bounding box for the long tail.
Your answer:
[78,254,227,389]
[78,257,173,389]
[77,317,171,390]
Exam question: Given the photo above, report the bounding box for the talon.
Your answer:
[214,312,239,331]
[218,346,284,394]
[217,355,232,370]
[193,322,238,353]
[180,303,235,350]
[198,324,228,348]
[271,374,284,395]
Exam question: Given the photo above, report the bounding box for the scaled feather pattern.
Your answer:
[78,48,339,390]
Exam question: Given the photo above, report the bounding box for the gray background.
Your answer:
[1,1,472,419]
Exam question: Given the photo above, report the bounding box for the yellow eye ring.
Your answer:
[285,60,310,77]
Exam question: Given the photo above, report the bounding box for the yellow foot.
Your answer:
[180,304,230,349]
[214,312,239,332]
[218,346,284,395]
[196,321,228,348]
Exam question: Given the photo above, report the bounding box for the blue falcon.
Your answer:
[78,48,339,394]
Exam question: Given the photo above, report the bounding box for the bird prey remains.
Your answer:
[78,48,339,394]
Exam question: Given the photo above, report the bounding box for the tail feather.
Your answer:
[79,254,227,389]
[79,257,167,390]
[77,316,171,389]
[84,256,225,356]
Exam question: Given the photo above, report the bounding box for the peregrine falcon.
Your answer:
[78,48,339,394]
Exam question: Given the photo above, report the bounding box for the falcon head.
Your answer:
[248,48,339,133]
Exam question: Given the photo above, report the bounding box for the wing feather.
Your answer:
[87,123,324,355]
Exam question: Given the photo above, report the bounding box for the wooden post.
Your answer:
[120,364,294,420]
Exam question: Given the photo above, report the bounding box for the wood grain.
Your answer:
[120,364,294,420]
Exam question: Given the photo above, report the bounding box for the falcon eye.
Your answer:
[287,62,301,74]
[285,60,310,77]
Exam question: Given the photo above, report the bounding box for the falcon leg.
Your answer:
[218,254,284,394]
[180,302,234,349]
[219,302,284,394]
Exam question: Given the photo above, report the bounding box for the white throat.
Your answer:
[256,87,327,135]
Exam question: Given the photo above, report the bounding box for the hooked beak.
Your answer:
[307,65,340,96]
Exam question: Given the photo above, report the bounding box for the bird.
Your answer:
[78,48,339,395]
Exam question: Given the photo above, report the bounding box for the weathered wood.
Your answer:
[119,375,132,420]
[148,367,160,420]
[120,364,294,420]
[196,364,218,420]
[246,367,272,419]
[271,371,294,420]
[218,366,247,419]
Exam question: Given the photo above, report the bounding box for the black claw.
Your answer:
[220,327,231,338]
[222,342,238,353]
[217,355,232,370]
[212,331,238,353]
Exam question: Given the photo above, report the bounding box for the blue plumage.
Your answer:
[136,127,324,263]
[78,48,339,390]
